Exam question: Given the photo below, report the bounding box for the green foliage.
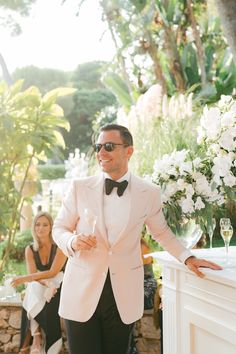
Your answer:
[0,80,75,271]
[103,72,133,109]
[65,87,117,153]
[0,229,32,262]
[131,0,147,13]
[0,260,27,287]
[0,0,36,35]
[12,66,72,93]
[181,44,200,85]
[38,164,66,180]
[0,0,36,14]
[98,0,236,103]
[10,61,118,156]
[72,61,107,90]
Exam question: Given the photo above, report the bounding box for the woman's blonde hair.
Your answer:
[32,211,54,251]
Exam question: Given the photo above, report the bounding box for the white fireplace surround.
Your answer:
[151,246,236,354]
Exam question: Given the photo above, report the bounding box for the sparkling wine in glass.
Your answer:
[208,218,216,249]
[220,224,233,264]
[84,208,97,235]
[83,208,98,251]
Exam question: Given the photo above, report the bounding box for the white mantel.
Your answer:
[151,246,236,354]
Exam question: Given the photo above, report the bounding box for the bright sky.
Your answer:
[0,0,116,73]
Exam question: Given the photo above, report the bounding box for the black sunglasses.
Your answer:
[93,142,128,153]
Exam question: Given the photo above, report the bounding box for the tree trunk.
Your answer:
[163,25,186,91]
[215,0,236,65]
[186,0,207,87]
[0,53,13,86]
[146,32,167,94]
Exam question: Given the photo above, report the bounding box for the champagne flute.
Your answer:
[84,208,97,235]
[220,224,233,264]
[83,208,98,251]
[208,218,216,249]
[220,218,231,228]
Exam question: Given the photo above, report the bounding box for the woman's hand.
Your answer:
[11,275,27,287]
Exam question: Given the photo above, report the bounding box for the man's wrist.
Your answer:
[184,255,196,265]
[66,235,77,256]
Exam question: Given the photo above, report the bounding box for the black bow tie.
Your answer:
[105,178,128,197]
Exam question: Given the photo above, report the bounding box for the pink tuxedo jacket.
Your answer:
[52,173,191,324]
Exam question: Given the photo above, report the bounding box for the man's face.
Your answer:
[96,130,133,180]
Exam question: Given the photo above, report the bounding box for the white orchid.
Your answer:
[198,95,236,194]
[179,197,195,214]
[195,197,205,210]
[219,129,236,151]
[200,106,221,140]
[223,173,236,187]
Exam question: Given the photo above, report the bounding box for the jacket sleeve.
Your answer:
[52,180,80,258]
[145,184,192,263]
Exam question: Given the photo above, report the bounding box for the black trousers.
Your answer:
[65,272,134,354]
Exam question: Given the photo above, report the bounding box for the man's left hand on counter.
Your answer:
[185,255,223,278]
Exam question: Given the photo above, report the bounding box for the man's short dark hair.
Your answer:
[100,124,133,146]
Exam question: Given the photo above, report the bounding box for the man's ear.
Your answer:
[127,146,134,160]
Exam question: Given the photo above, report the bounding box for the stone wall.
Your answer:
[135,309,161,354]
[0,301,161,353]
[0,301,21,353]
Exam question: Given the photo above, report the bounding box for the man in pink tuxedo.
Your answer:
[53,124,221,354]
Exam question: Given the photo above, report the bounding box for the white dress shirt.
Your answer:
[103,171,131,245]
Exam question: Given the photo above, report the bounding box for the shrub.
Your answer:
[38,164,66,180]
[0,229,32,262]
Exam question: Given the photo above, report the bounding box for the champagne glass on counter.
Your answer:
[220,218,233,264]
[208,218,216,249]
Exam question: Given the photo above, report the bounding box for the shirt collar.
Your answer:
[103,171,131,183]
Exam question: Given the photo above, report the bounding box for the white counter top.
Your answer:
[150,246,236,287]
[151,246,236,354]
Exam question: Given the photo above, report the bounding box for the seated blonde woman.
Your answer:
[11,211,67,354]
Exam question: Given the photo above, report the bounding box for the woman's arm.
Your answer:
[11,247,67,288]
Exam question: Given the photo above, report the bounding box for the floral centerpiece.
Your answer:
[151,95,236,246]
[151,150,224,236]
[197,95,236,200]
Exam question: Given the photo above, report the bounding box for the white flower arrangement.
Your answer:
[151,95,236,234]
[197,95,236,191]
[151,149,224,233]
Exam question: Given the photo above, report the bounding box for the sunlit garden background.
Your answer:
[0,0,236,287]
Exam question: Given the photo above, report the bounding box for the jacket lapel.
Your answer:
[112,174,149,246]
[83,174,109,246]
